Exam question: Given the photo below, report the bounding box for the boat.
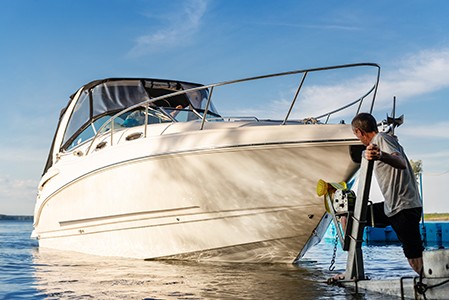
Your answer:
[32,63,381,263]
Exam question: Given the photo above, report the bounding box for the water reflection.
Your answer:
[32,247,343,299]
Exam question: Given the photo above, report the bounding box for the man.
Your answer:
[351,112,424,274]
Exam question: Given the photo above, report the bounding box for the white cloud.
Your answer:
[0,176,36,194]
[251,47,449,120]
[410,150,449,160]
[0,147,48,164]
[398,120,449,174]
[378,48,449,104]
[422,172,449,213]
[404,149,449,172]
[294,78,376,118]
[400,121,449,139]
[0,176,37,215]
[128,0,208,57]
[253,21,361,32]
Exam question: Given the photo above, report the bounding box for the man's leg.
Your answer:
[389,207,424,275]
[408,257,423,274]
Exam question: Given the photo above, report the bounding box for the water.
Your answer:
[0,220,418,299]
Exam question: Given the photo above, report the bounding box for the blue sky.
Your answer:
[1,0,448,215]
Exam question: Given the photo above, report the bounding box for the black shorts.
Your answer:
[366,202,424,259]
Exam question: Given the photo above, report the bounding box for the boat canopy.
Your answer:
[62,79,211,149]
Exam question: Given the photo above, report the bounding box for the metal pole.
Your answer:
[200,87,214,130]
[420,172,425,227]
[282,72,307,125]
[144,104,148,138]
[345,158,374,280]
[391,96,396,135]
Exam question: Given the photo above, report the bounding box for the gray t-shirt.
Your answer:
[371,132,422,217]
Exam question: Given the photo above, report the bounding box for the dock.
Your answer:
[340,248,449,299]
[364,222,449,247]
[341,276,449,299]
[325,222,449,248]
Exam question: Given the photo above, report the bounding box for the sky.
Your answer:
[1,0,448,215]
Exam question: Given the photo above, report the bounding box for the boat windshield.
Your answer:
[61,79,213,151]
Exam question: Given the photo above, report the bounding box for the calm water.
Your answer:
[0,220,418,299]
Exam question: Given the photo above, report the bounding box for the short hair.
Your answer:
[351,113,378,133]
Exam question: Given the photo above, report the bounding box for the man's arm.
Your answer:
[365,144,406,169]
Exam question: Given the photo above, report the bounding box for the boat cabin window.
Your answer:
[121,108,172,127]
[63,91,90,147]
[163,107,222,122]
[66,115,118,151]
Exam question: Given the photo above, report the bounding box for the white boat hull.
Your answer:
[33,123,361,262]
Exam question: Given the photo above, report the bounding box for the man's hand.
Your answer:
[365,143,382,161]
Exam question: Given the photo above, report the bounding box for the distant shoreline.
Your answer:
[424,213,449,221]
[0,214,33,221]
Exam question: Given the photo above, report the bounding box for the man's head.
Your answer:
[351,113,378,146]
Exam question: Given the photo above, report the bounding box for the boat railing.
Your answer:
[314,83,378,124]
[86,63,380,155]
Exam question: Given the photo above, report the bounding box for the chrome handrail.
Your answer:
[314,83,378,123]
[282,72,308,125]
[86,62,380,155]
